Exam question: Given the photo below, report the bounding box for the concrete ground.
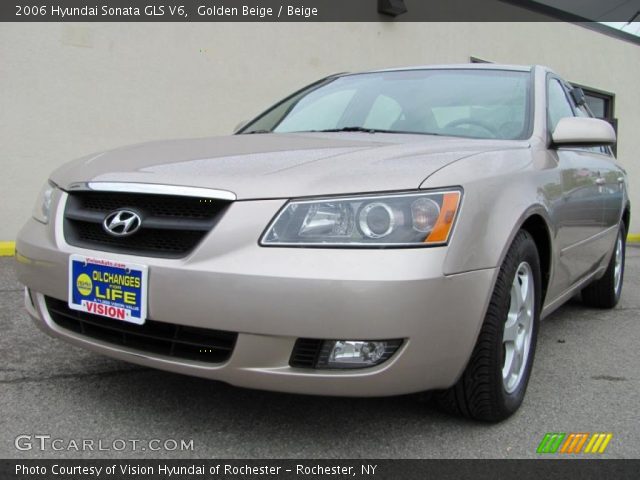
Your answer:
[1,247,638,459]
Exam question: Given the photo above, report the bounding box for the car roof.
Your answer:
[367,63,535,73]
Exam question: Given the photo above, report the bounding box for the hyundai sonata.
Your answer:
[16,64,629,421]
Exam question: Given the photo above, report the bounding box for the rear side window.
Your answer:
[547,79,574,132]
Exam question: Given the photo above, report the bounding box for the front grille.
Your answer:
[63,191,230,258]
[45,297,237,364]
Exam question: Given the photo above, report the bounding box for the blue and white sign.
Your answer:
[68,254,148,325]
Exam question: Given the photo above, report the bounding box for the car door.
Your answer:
[579,133,625,234]
[570,98,624,234]
[600,160,625,231]
[547,76,611,290]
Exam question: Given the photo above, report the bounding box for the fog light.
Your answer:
[317,339,402,369]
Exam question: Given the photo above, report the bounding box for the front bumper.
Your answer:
[16,194,496,396]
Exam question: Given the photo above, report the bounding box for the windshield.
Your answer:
[241,69,532,140]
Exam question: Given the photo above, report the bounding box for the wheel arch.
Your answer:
[519,214,553,305]
[622,202,631,234]
[491,206,554,307]
[449,205,554,389]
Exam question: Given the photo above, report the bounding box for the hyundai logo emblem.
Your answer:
[103,210,142,237]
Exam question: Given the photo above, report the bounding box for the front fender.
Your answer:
[420,147,557,276]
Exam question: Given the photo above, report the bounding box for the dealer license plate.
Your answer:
[68,254,148,325]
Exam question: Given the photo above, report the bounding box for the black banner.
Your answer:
[2,459,640,480]
[1,0,639,22]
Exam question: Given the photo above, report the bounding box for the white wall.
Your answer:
[1,22,639,239]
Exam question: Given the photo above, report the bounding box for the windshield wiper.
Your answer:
[243,127,445,136]
[312,127,398,134]
[310,127,447,135]
[241,129,272,134]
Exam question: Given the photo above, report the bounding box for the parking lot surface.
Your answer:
[1,247,639,458]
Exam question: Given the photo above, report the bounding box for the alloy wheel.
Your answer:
[614,233,623,296]
[502,261,535,394]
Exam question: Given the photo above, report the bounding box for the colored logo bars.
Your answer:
[537,432,613,454]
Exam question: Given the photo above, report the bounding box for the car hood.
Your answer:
[51,132,529,199]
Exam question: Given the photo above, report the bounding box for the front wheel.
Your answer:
[436,230,541,422]
[581,222,626,309]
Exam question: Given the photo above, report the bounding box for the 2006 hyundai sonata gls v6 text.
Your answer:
[17,65,629,421]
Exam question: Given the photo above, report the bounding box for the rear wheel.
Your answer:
[436,230,541,422]
[581,222,626,309]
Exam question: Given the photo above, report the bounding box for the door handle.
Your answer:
[595,178,606,185]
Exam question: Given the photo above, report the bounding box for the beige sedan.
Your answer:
[16,64,629,421]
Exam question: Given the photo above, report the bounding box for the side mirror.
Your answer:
[551,117,616,147]
[233,120,249,134]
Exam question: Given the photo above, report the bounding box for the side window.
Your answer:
[547,79,575,133]
[575,105,590,118]
[574,104,607,154]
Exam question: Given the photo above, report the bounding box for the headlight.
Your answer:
[32,181,56,224]
[261,189,461,247]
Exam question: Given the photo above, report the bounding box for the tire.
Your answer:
[581,222,626,309]
[436,230,542,422]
